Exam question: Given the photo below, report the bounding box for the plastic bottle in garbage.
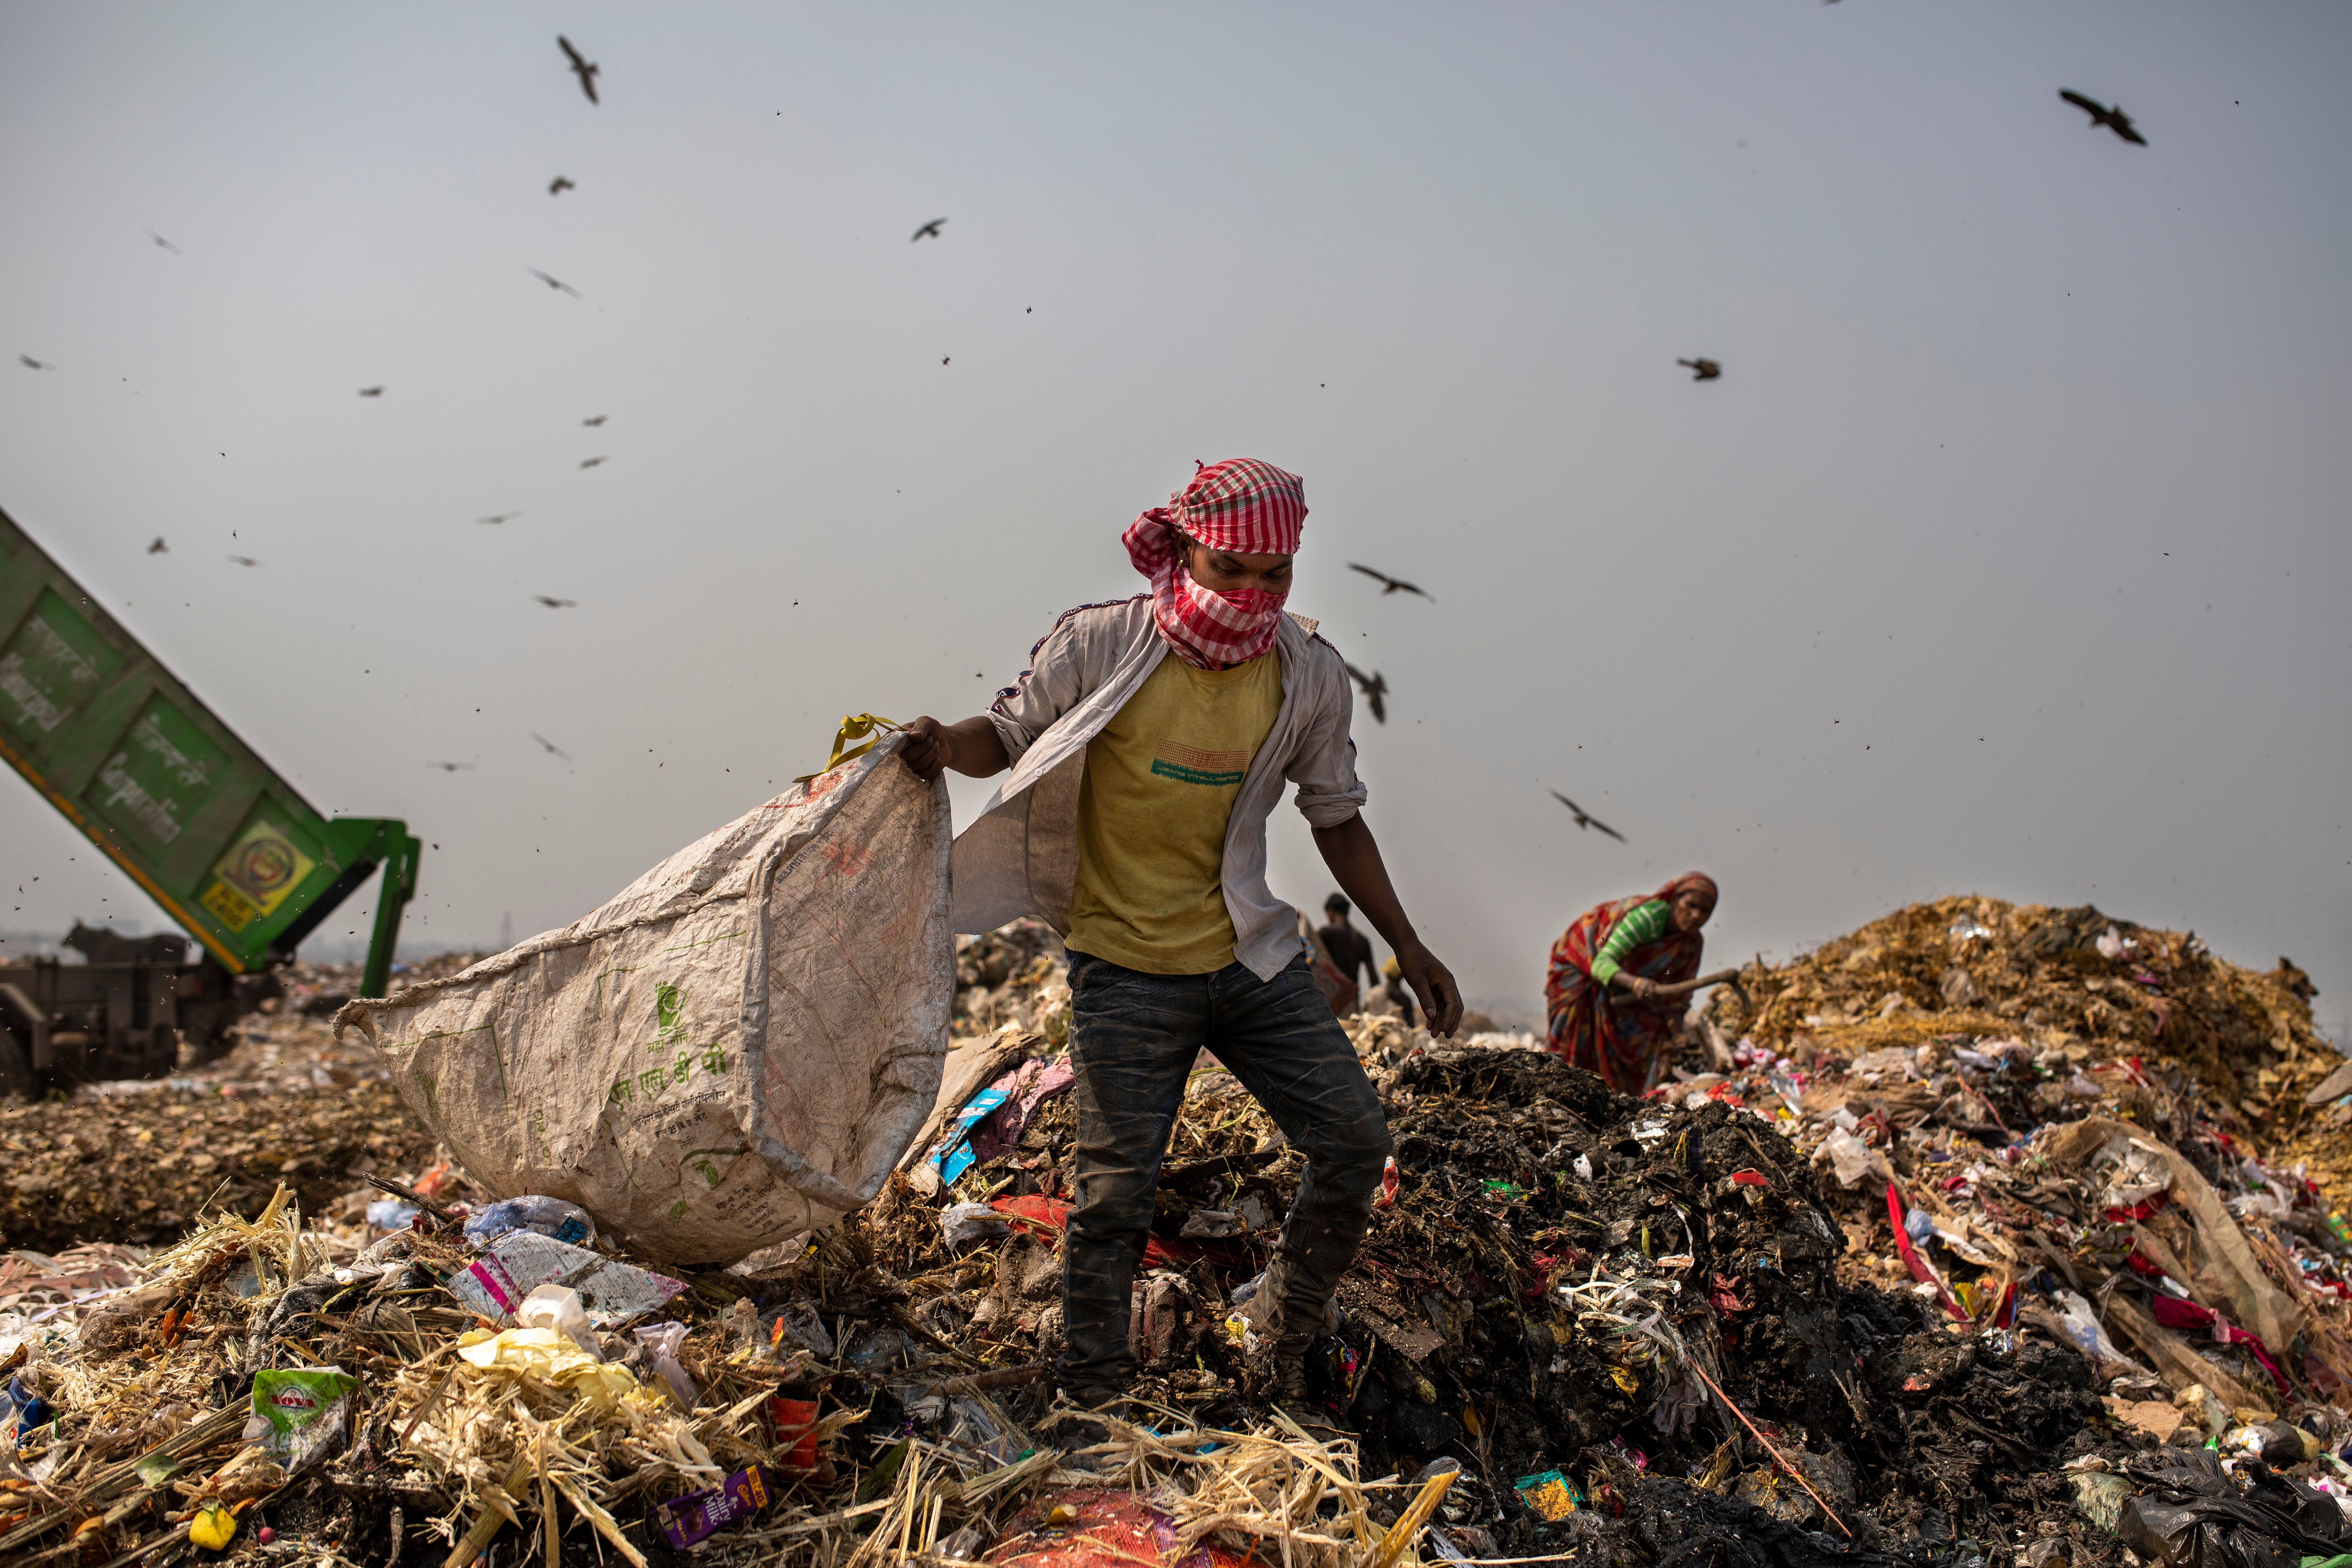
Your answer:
[516,1285,602,1360]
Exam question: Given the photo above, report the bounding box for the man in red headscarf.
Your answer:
[902,459,1462,1428]
[1543,873,1718,1092]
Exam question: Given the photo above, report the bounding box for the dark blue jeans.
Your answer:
[1058,950,1394,1397]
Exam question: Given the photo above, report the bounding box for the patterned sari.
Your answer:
[1544,874,1712,1092]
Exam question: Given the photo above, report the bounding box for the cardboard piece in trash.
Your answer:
[337,738,954,1264]
[447,1231,686,1326]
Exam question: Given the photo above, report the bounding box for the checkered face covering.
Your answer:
[1121,458,1306,670]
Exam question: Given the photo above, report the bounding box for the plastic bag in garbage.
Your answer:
[771,1299,834,1358]
[941,1201,1012,1250]
[634,1321,700,1410]
[364,1199,420,1231]
[2118,1451,2352,1568]
[2049,1289,2136,1367]
[464,1196,595,1249]
[515,1284,602,1359]
[336,735,952,1263]
[1816,1126,1887,1189]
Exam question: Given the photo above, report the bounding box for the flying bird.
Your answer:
[941,356,951,366]
[579,455,606,469]
[911,218,947,242]
[557,36,600,104]
[581,414,606,426]
[1347,563,1435,602]
[1678,358,1722,381]
[147,537,168,555]
[18,355,50,370]
[358,386,384,397]
[533,596,577,608]
[1343,663,1389,724]
[1548,790,1627,844]
[529,269,582,298]
[476,511,521,526]
[549,176,575,195]
[531,732,573,762]
[2059,90,2148,145]
[146,229,180,254]
[227,555,259,567]
[425,761,476,772]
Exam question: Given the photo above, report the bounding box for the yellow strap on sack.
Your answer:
[794,714,903,783]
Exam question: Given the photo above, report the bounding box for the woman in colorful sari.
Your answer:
[1544,873,1718,1092]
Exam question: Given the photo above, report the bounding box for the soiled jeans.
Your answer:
[1058,950,1394,1397]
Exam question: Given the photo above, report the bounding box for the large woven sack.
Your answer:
[336,737,951,1264]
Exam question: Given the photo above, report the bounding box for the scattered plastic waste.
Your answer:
[461,1194,595,1248]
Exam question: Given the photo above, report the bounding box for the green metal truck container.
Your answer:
[0,504,419,1093]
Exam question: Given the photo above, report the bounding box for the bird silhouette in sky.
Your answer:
[425,761,476,772]
[911,218,947,242]
[529,269,582,298]
[533,596,577,608]
[146,228,180,254]
[1347,563,1435,602]
[1678,357,1722,381]
[1344,663,1389,724]
[548,176,575,195]
[582,414,606,426]
[531,732,573,761]
[941,356,951,366]
[476,511,521,526]
[227,555,260,568]
[2059,90,2148,145]
[1548,790,1627,844]
[147,537,168,555]
[358,386,384,397]
[19,355,51,370]
[579,456,606,469]
[557,36,600,104]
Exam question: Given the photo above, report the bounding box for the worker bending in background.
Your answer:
[1544,872,1717,1092]
[901,458,1462,1428]
[1315,893,1377,1012]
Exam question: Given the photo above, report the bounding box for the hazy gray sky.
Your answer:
[4,4,2347,1025]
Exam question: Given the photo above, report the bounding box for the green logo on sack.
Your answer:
[656,982,685,1040]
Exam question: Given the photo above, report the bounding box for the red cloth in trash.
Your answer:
[989,1194,1203,1270]
[2148,1294,2291,1395]
[1543,878,1709,1092]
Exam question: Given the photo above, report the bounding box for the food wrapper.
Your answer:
[245,1367,358,1473]
[653,1464,771,1548]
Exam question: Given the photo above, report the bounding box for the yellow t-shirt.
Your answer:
[1064,650,1284,974]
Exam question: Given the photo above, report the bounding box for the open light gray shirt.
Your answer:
[948,596,1367,981]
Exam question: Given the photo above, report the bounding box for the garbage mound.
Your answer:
[5,895,2349,1568]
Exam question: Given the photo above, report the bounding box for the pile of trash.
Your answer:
[0,953,479,1253]
[4,894,2349,1568]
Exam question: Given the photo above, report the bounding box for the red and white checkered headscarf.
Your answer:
[1122,458,1306,670]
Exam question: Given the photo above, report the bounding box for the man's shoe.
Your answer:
[1270,1338,1311,1406]
[1267,1338,1354,1436]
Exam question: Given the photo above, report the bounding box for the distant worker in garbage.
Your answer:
[901,458,1463,1427]
[1318,893,1377,1011]
[1543,872,1717,1093]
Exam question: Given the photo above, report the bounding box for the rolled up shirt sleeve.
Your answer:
[1287,655,1369,828]
[985,611,1090,766]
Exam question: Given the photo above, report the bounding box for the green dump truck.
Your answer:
[0,505,420,1094]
